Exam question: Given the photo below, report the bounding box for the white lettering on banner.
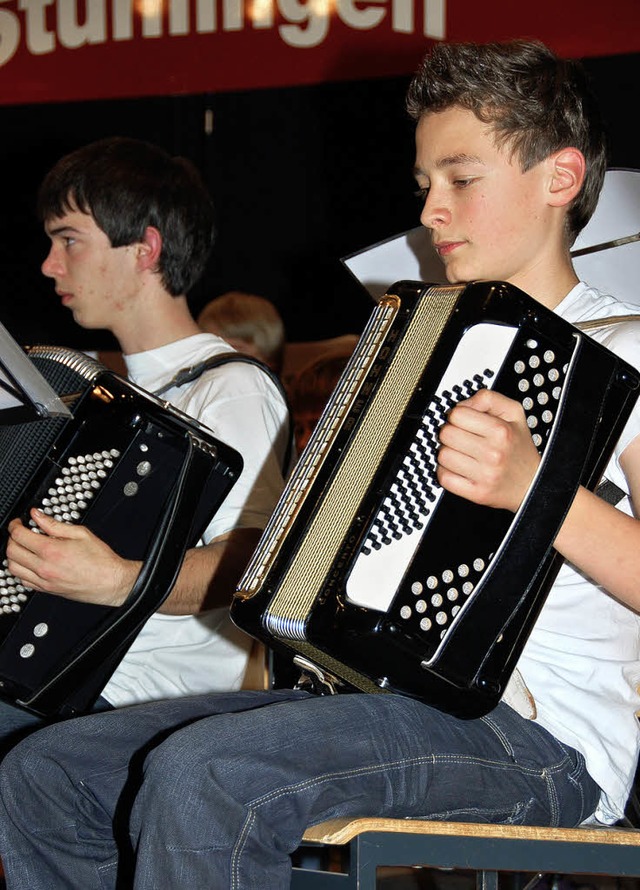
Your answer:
[0,0,445,65]
[59,0,107,47]
[0,0,20,63]
[18,0,54,55]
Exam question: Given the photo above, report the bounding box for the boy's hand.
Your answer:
[437,389,541,513]
[6,508,140,607]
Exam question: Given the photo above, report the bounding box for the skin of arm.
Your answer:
[5,509,261,615]
[437,388,640,612]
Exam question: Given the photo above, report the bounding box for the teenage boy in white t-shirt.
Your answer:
[0,137,289,746]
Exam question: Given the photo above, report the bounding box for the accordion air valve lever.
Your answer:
[231,280,640,718]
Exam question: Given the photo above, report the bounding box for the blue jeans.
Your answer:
[0,689,599,890]
[0,695,114,760]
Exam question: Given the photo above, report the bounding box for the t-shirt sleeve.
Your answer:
[597,321,640,491]
[178,363,289,542]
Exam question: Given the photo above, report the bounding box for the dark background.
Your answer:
[0,51,637,352]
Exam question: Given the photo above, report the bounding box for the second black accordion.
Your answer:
[231,280,640,718]
[0,347,243,717]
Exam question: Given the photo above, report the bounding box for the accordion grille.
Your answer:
[264,284,462,638]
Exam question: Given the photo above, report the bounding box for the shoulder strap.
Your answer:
[575,314,640,331]
[596,478,626,506]
[153,352,293,474]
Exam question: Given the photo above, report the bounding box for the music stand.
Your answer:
[0,321,71,424]
[571,167,640,305]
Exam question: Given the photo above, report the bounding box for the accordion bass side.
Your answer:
[0,347,243,717]
[231,280,640,718]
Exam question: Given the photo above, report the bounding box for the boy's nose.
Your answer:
[41,247,63,279]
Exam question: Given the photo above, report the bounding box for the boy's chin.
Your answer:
[443,269,470,285]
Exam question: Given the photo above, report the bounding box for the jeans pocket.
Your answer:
[423,798,536,825]
[479,712,516,760]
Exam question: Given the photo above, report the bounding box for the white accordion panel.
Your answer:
[344,321,517,612]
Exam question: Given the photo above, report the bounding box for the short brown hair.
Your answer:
[406,40,607,243]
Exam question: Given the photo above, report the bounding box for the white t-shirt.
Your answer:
[101,333,289,706]
[515,282,640,824]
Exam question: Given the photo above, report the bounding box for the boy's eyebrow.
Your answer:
[45,223,80,237]
[413,153,485,177]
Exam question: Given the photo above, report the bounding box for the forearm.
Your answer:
[157,527,263,615]
[553,486,640,611]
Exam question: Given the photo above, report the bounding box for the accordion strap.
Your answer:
[575,314,640,331]
[597,478,626,505]
[154,351,293,474]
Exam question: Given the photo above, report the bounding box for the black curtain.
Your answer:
[0,52,637,350]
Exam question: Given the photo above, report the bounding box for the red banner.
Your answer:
[0,0,638,106]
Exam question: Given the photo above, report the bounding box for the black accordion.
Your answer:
[0,347,243,717]
[231,280,640,718]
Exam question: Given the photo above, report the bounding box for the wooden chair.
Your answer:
[290,816,640,889]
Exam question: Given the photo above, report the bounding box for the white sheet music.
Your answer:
[0,321,71,419]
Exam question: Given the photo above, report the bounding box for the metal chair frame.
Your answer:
[290,817,640,890]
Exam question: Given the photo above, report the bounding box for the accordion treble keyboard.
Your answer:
[343,320,570,665]
[0,447,121,619]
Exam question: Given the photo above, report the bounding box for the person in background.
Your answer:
[288,339,357,452]
[1,40,640,890]
[0,137,289,753]
[198,290,287,375]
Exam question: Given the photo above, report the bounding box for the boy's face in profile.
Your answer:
[41,205,140,332]
[413,106,555,292]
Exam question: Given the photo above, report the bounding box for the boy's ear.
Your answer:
[136,226,162,273]
[547,147,586,207]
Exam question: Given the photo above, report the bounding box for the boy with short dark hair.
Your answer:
[0,136,289,749]
[1,42,639,890]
